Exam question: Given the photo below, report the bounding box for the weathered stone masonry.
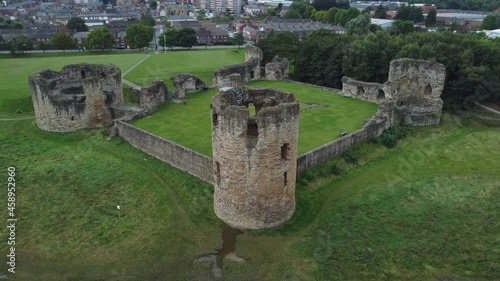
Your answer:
[114,121,214,183]
[29,64,123,132]
[171,73,206,99]
[341,58,446,126]
[211,87,299,229]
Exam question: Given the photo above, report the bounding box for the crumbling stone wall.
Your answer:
[114,121,213,183]
[134,80,168,113]
[341,58,446,126]
[265,56,289,80]
[211,86,300,230]
[245,45,263,62]
[213,45,263,87]
[341,77,387,102]
[387,59,446,126]
[297,110,388,173]
[170,74,206,99]
[29,64,123,132]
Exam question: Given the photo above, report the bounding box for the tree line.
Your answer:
[259,30,500,108]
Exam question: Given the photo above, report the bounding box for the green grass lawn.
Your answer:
[0,53,147,114]
[133,80,378,156]
[124,49,246,89]
[1,113,498,280]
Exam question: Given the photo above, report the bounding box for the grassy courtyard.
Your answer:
[124,48,246,89]
[0,112,498,280]
[133,80,379,156]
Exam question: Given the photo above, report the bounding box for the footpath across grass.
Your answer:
[0,53,147,114]
[133,80,378,156]
[124,48,246,89]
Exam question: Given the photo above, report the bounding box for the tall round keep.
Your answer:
[211,87,300,229]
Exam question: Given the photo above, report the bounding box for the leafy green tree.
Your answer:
[266,7,276,16]
[50,32,74,52]
[449,21,458,31]
[326,7,338,23]
[66,17,88,32]
[232,32,245,48]
[8,35,33,54]
[369,23,382,33]
[304,5,316,18]
[362,6,373,14]
[311,10,328,22]
[277,3,283,12]
[257,31,300,63]
[346,14,371,35]
[0,17,4,23]
[284,10,301,19]
[426,9,437,27]
[481,14,500,30]
[334,8,360,26]
[197,9,206,20]
[38,41,50,53]
[396,5,424,23]
[159,29,178,50]
[419,43,435,59]
[177,27,197,48]
[140,12,155,26]
[0,35,7,52]
[125,24,154,49]
[396,43,421,59]
[290,1,308,16]
[374,5,387,19]
[11,22,23,29]
[86,28,115,50]
[392,20,415,34]
[312,0,349,10]
[342,32,391,82]
[149,0,157,10]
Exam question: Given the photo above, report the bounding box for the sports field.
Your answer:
[0,53,146,114]
[124,49,246,89]
[133,80,379,156]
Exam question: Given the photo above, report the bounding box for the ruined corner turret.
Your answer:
[341,58,446,127]
[29,64,123,132]
[211,86,299,229]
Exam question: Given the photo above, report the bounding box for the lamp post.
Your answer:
[164,33,166,54]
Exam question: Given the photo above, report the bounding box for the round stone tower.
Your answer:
[29,64,123,132]
[211,87,300,229]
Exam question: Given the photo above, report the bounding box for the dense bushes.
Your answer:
[379,126,409,148]
[295,31,500,107]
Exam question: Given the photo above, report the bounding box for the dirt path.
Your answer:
[120,54,150,90]
[121,54,150,78]
[479,103,500,115]
[0,115,34,121]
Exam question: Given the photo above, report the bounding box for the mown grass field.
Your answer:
[124,49,246,89]
[1,112,498,280]
[0,53,147,114]
[133,80,378,156]
[1,52,498,280]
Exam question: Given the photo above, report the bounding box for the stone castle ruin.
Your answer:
[170,73,206,99]
[213,45,289,88]
[29,64,123,132]
[265,56,289,80]
[30,64,170,131]
[211,83,300,229]
[134,80,168,113]
[342,58,446,126]
[29,57,447,231]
